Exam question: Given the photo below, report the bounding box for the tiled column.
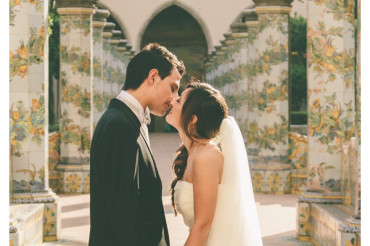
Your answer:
[56,0,97,193]
[253,0,292,193]
[355,0,361,221]
[303,0,356,201]
[109,30,124,96]
[245,9,260,172]
[9,0,61,242]
[228,22,249,145]
[92,9,109,131]
[117,39,130,87]
[298,0,358,243]
[102,22,115,101]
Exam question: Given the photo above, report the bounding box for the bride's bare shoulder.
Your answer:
[192,144,223,169]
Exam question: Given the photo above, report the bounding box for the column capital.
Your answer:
[93,9,110,22]
[230,22,248,34]
[223,32,238,45]
[56,0,97,8]
[253,0,293,7]
[243,9,258,22]
[118,39,128,48]
[109,30,122,45]
[112,30,123,39]
[57,8,95,15]
[102,22,116,38]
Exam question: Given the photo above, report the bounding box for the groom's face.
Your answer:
[166,88,191,130]
[148,68,181,116]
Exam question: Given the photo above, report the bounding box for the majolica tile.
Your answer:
[341,232,356,246]
[252,171,264,192]
[297,202,310,237]
[63,172,82,193]
[44,203,56,224]
[10,5,29,34]
[82,172,90,193]
[266,171,284,193]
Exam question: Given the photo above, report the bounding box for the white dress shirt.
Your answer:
[116,90,151,145]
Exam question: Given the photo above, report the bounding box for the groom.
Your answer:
[89,43,185,246]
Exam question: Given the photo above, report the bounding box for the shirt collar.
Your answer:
[116,90,151,125]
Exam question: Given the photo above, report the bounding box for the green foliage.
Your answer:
[290,13,307,118]
[291,111,307,125]
[49,122,60,132]
[48,0,60,124]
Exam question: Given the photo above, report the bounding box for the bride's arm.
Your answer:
[185,149,223,246]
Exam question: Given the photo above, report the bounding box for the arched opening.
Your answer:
[141,5,208,132]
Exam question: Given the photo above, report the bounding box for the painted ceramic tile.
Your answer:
[64,172,82,193]
[297,202,310,236]
[307,0,356,194]
[254,10,290,165]
[82,172,90,193]
[288,132,308,169]
[252,171,264,192]
[266,171,283,192]
[10,0,47,193]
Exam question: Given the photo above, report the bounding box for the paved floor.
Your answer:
[44,133,312,246]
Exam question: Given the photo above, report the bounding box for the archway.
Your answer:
[140,5,208,132]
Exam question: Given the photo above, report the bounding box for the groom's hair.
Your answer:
[123,43,185,90]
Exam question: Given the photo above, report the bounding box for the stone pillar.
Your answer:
[252,0,292,193]
[245,9,260,173]
[56,0,97,193]
[92,9,109,131]
[227,22,249,144]
[117,39,130,87]
[304,0,356,201]
[102,22,115,101]
[109,30,124,96]
[297,0,358,244]
[9,0,61,242]
[355,0,361,221]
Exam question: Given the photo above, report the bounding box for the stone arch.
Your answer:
[137,1,212,53]
[139,3,209,132]
[96,2,131,45]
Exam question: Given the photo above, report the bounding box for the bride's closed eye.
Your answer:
[176,96,182,103]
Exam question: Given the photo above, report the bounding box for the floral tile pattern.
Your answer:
[10,0,47,192]
[307,0,356,194]
[297,202,310,237]
[59,12,93,167]
[254,8,290,164]
[64,172,82,193]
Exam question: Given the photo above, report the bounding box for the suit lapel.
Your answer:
[109,99,158,177]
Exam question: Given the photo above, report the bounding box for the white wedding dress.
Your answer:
[174,116,263,246]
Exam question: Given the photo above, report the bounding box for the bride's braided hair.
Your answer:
[170,81,228,215]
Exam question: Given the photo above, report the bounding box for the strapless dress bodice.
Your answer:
[174,180,195,229]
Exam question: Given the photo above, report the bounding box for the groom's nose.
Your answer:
[171,96,179,105]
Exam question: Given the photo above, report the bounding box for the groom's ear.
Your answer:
[191,115,198,125]
[147,69,159,86]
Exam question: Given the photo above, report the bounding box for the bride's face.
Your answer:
[166,88,191,130]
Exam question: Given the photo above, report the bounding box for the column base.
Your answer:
[11,189,62,242]
[290,169,308,194]
[56,163,90,194]
[251,162,292,193]
[9,204,44,246]
[297,196,361,246]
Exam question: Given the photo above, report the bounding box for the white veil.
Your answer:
[207,116,263,246]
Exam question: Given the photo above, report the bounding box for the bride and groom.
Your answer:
[89,43,263,246]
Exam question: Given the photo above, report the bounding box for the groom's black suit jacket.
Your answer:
[89,98,169,246]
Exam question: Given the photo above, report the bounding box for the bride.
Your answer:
[166,82,263,245]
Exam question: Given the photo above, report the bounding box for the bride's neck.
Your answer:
[178,130,211,153]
